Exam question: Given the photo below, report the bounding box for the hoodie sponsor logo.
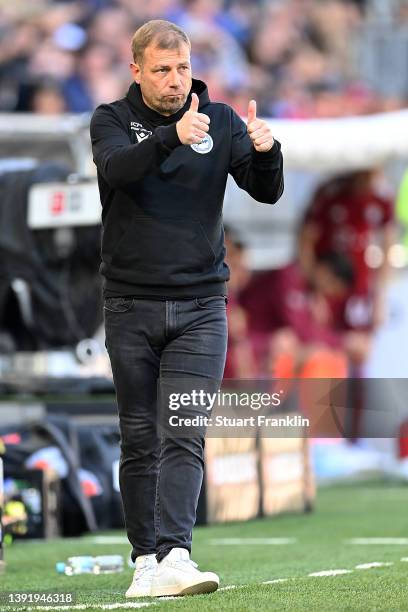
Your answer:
[191,133,213,154]
[130,122,152,143]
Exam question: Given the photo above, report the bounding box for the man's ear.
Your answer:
[130,62,142,84]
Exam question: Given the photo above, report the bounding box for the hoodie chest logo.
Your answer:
[190,134,213,154]
[130,122,152,143]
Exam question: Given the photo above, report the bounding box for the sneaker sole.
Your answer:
[152,580,219,597]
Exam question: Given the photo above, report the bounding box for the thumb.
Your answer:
[189,92,199,112]
[247,99,257,124]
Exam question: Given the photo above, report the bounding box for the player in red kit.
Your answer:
[299,170,395,362]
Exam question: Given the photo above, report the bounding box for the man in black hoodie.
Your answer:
[90,19,283,598]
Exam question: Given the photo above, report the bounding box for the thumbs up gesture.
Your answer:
[247,100,274,153]
[176,93,211,145]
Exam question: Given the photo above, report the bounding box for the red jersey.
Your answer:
[305,178,393,294]
[239,264,341,347]
[327,293,375,332]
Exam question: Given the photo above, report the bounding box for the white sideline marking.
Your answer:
[11,556,399,610]
[7,604,153,611]
[349,538,408,545]
[90,533,300,549]
[156,597,179,600]
[218,585,238,591]
[309,569,353,577]
[210,538,296,545]
[219,580,290,591]
[98,606,153,610]
[88,536,129,544]
[355,562,394,569]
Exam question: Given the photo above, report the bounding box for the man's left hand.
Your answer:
[247,100,274,153]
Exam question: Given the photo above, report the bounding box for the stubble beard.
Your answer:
[154,93,187,116]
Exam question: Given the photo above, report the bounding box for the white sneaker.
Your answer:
[150,547,219,597]
[125,554,157,598]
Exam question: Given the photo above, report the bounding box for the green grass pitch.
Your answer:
[1,481,408,611]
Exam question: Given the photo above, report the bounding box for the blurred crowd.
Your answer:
[0,0,407,117]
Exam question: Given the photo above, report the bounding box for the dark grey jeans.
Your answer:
[104,295,228,562]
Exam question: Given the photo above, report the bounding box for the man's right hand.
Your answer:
[176,93,210,145]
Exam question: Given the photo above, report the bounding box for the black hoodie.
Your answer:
[90,79,284,298]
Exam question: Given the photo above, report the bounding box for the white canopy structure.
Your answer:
[267,109,408,172]
[0,109,407,268]
[0,109,408,174]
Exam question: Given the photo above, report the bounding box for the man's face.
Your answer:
[130,42,192,116]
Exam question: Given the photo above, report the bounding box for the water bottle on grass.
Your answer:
[56,555,123,575]
[94,555,124,574]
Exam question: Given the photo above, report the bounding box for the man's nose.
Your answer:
[168,69,182,88]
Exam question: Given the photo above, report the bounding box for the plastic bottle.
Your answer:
[56,556,95,576]
[56,555,124,575]
[93,555,124,574]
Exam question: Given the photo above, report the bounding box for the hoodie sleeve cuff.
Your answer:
[251,139,282,166]
[156,124,182,151]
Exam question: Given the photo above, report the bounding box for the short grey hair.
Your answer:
[131,19,191,65]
